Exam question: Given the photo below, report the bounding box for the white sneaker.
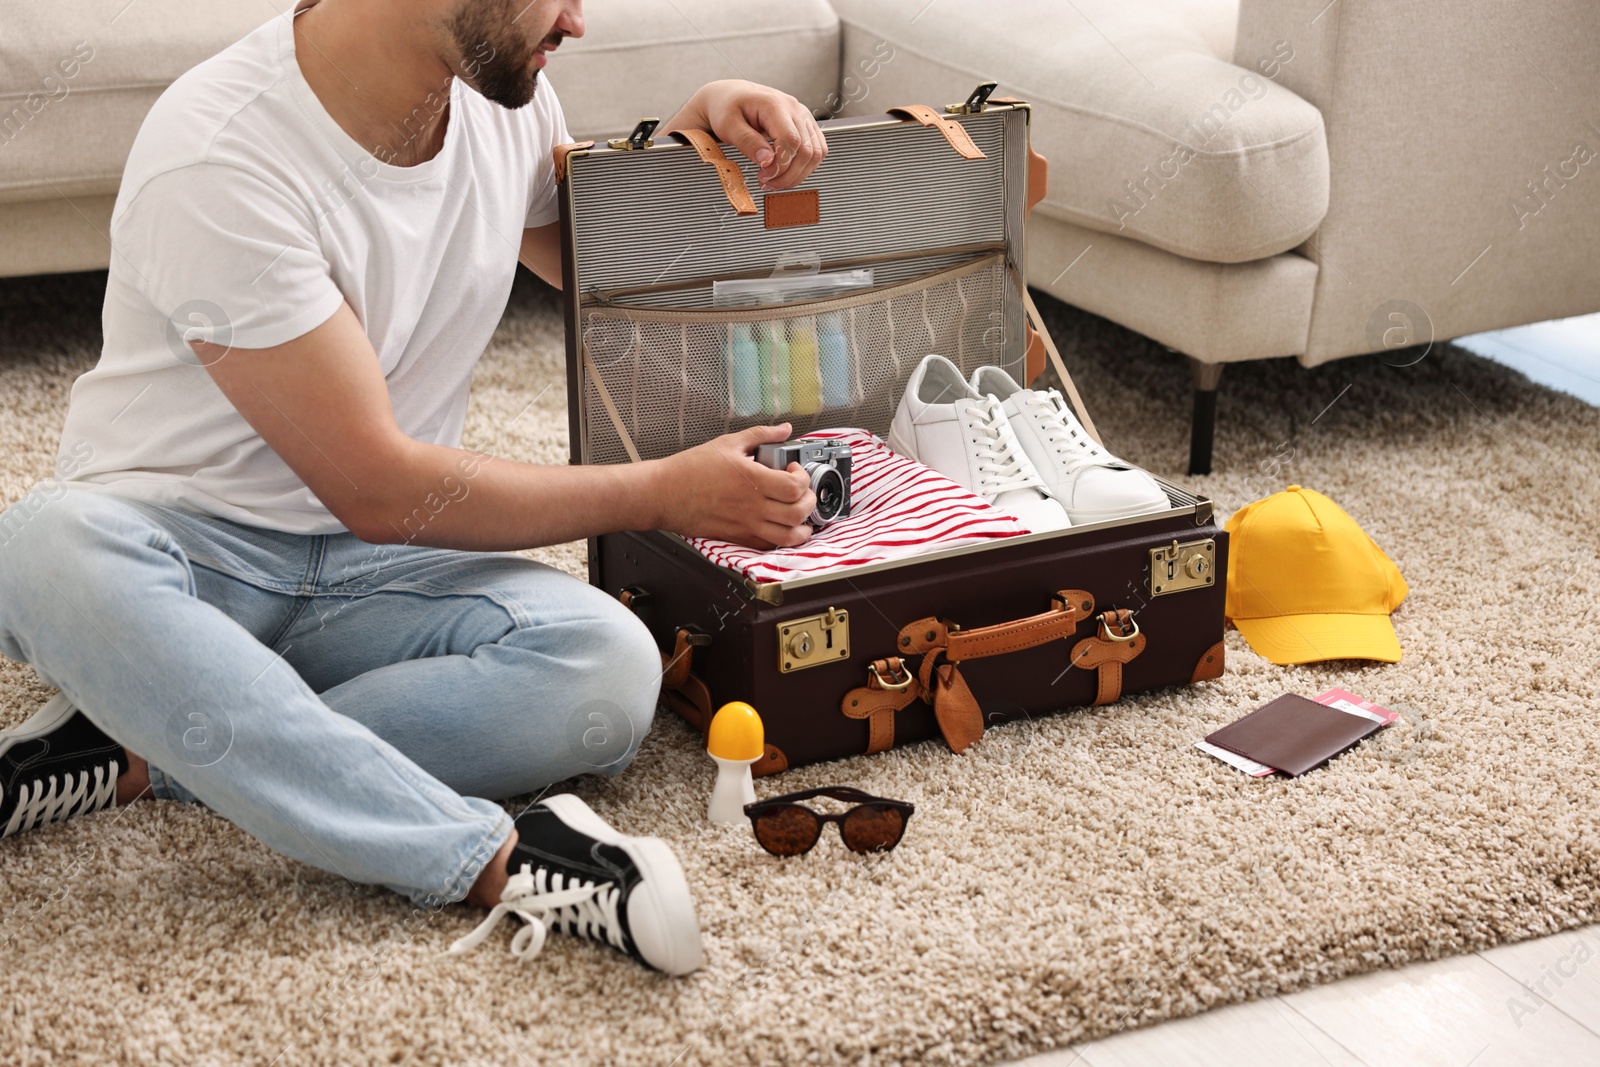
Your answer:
[888,355,1071,533]
[970,366,1170,524]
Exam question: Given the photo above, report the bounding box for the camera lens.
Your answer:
[809,466,845,525]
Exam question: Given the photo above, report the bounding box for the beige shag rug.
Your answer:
[3,269,1599,1067]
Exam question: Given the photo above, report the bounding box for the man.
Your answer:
[0,0,826,976]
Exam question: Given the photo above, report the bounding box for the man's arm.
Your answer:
[194,302,814,550]
[518,223,562,287]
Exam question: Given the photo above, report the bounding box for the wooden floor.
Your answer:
[1012,315,1600,1067]
[1015,925,1600,1067]
[1454,313,1600,406]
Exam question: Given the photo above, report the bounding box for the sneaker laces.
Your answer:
[1022,389,1114,473]
[447,863,626,962]
[4,760,118,837]
[966,395,1045,500]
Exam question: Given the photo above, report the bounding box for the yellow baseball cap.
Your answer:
[1223,486,1408,665]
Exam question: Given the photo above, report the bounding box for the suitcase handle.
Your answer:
[843,589,1096,755]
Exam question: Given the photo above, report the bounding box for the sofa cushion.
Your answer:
[556,0,840,142]
[0,1,268,204]
[1029,215,1318,364]
[830,0,1329,264]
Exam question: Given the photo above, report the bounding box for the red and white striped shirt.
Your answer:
[689,429,1031,583]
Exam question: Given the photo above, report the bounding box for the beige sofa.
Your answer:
[830,0,1600,470]
[5,1,1598,472]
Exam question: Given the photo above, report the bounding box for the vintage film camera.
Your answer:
[754,439,853,527]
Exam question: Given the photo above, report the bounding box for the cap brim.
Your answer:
[1233,612,1402,665]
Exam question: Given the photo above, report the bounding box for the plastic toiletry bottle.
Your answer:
[706,701,765,825]
[818,312,852,409]
[728,323,763,417]
[788,318,821,416]
[764,321,791,416]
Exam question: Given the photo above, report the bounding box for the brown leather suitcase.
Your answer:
[555,87,1227,775]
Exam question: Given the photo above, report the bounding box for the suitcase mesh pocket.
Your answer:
[578,252,1023,464]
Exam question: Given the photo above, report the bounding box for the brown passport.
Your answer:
[1205,693,1383,776]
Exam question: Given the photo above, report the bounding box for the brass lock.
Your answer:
[1148,538,1217,597]
[777,608,849,673]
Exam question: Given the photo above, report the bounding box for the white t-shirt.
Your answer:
[57,1,570,534]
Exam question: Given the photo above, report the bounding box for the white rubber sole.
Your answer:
[1058,497,1172,525]
[539,794,704,976]
[0,694,77,760]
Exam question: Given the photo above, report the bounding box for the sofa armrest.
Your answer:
[832,0,1328,264]
[1236,0,1600,363]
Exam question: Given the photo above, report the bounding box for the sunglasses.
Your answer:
[743,787,914,857]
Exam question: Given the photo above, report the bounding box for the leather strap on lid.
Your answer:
[887,105,988,160]
[671,129,758,216]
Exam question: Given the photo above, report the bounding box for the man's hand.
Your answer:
[661,79,827,190]
[652,423,816,550]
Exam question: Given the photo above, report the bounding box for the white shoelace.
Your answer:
[4,761,119,837]
[966,395,1045,500]
[1022,389,1113,473]
[446,863,626,962]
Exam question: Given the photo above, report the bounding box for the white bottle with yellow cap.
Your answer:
[706,701,765,825]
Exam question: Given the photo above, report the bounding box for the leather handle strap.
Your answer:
[841,590,1095,756]
[887,105,988,160]
[1069,610,1147,706]
[900,589,1095,661]
[670,129,758,216]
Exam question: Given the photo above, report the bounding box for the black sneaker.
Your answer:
[447,794,703,975]
[2,695,124,839]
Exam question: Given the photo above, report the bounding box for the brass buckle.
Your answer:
[1100,614,1141,644]
[868,662,913,692]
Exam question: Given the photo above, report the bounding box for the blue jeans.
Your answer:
[0,488,662,907]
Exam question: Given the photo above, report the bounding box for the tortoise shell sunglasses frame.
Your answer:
[742,786,915,857]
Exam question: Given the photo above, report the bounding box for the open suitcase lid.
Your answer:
[554,87,1214,600]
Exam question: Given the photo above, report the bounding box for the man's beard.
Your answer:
[448,1,547,110]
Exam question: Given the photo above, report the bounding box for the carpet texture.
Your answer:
[2,270,1598,1066]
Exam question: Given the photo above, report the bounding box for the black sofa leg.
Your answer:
[1188,358,1224,475]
